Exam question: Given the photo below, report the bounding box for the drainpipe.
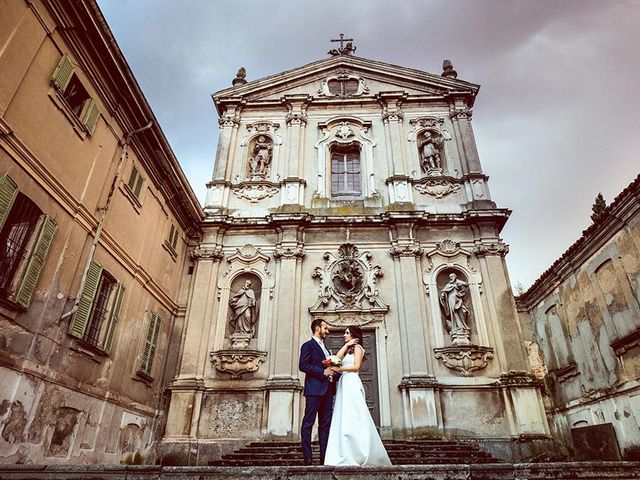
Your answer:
[61,121,154,321]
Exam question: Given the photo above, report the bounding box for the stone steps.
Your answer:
[209,439,498,466]
[2,463,640,480]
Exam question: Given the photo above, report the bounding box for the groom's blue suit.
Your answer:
[299,337,338,465]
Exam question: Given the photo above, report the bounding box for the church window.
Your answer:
[0,174,57,310]
[68,261,125,353]
[327,78,359,96]
[51,54,100,135]
[331,145,362,198]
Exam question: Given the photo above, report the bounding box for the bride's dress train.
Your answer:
[324,351,391,466]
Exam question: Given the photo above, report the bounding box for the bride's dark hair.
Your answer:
[346,325,364,355]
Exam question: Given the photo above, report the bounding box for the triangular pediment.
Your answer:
[212,55,479,110]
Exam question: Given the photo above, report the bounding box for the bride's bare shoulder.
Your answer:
[355,344,365,354]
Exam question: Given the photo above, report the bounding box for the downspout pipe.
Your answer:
[61,121,154,321]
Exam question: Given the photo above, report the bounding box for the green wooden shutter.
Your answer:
[81,99,100,135]
[0,174,18,231]
[141,313,160,374]
[133,173,143,198]
[102,283,124,352]
[51,54,74,92]
[69,261,102,338]
[15,216,57,309]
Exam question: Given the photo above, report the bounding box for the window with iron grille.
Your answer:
[0,174,57,309]
[68,261,125,353]
[330,145,362,198]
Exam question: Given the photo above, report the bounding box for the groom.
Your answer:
[299,319,338,465]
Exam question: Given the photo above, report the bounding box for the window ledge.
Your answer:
[162,241,178,261]
[119,184,142,214]
[549,363,579,383]
[48,90,88,140]
[134,369,154,386]
[611,329,640,356]
[69,337,108,363]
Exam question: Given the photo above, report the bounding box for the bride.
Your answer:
[324,326,392,466]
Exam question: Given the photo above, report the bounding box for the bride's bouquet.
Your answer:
[322,355,342,367]
[323,355,342,382]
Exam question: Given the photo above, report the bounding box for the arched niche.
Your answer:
[407,117,452,177]
[238,122,282,182]
[226,273,262,339]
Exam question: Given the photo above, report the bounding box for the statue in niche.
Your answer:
[229,279,258,336]
[419,131,444,172]
[249,135,273,178]
[439,273,471,344]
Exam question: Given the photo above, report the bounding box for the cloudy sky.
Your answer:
[97,0,639,290]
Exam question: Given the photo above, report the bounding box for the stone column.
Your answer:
[163,245,224,445]
[389,223,442,435]
[263,221,306,438]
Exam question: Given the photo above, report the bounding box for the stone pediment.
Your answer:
[212,55,479,110]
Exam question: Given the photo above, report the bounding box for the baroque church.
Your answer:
[2,0,639,469]
[160,41,550,462]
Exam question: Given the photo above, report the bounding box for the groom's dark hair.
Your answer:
[311,319,324,334]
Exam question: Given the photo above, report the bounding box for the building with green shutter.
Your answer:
[0,0,202,464]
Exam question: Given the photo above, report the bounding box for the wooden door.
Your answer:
[326,329,380,426]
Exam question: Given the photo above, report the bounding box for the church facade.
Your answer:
[161,51,551,463]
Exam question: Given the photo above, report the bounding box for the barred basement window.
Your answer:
[126,165,144,199]
[51,54,100,135]
[68,261,125,353]
[138,313,161,378]
[0,174,57,309]
[330,144,362,198]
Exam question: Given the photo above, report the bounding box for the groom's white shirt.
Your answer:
[313,336,330,358]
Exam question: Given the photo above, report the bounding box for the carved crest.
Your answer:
[336,122,354,140]
[310,243,387,313]
[232,183,279,203]
[415,179,461,198]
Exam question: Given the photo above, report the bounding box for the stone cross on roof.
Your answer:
[328,33,357,56]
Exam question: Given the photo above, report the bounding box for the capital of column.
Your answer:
[473,242,509,258]
[274,243,306,260]
[191,246,224,261]
[389,242,424,258]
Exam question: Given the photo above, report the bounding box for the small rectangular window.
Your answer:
[126,166,144,198]
[138,313,161,377]
[168,224,178,250]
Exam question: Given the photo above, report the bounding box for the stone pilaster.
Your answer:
[263,222,306,437]
[377,93,408,175]
[212,102,242,180]
[163,245,223,441]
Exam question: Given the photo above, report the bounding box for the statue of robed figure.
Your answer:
[229,280,257,336]
[439,273,471,344]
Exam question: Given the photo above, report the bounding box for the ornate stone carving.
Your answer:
[389,244,424,258]
[210,349,267,379]
[274,245,306,259]
[441,59,457,79]
[433,345,493,377]
[285,112,307,126]
[232,67,247,86]
[474,242,510,258]
[310,243,387,313]
[439,240,461,256]
[415,178,461,198]
[246,121,280,135]
[327,33,357,56]
[319,72,369,97]
[219,245,275,300]
[232,183,279,203]
[191,246,224,261]
[449,107,472,120]
[336,122,354,139]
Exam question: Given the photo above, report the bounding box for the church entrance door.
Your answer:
[326,329,380,426]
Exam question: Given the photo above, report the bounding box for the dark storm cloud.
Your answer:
[98,0,640,289]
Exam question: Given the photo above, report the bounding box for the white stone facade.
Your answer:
[162,54,550,463]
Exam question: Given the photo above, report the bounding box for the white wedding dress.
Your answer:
[324,349,392,466]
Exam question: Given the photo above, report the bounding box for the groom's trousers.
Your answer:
[300,389,333,464]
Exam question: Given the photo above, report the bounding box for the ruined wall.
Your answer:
[518,177,640,459]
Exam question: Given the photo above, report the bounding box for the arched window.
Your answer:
[330,144,361,198]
